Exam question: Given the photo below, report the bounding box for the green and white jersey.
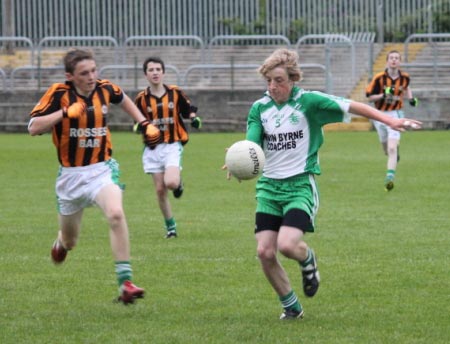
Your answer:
[246,86,351,179]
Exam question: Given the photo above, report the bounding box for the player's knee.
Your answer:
[278,241,296,257]
[165,179,179,191]
[155,186,168,198]
[278,240,307,259]
[387,145,397,156]
[106,207,125,225]
[257,245,277,262]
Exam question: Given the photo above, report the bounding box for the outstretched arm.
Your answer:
[349,101,422,131]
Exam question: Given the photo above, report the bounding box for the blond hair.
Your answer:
[258,48,303,82]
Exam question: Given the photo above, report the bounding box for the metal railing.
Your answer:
[206,35,291,65]
[404,33,450,62]
[0,36,34,66]
[10,65,64,91]
[0,68,6,91]
[123,35,206,65]
[37,36,120,65]
[98,64,181,89]
[6,0,449,43]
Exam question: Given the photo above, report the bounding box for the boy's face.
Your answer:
[386,52,401,69]
[65,59,98,96]
[264,66,294,104]
[145,62,164,85]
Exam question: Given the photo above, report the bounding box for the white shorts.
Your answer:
[372,110,403,143]
[56,159,123,215]
[142,142,183,174]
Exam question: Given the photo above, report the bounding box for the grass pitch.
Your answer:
[0,130,449,344]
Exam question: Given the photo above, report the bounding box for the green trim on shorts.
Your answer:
[255,173,319,232]
[105,159,125,190]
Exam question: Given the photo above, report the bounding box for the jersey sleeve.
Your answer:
[304,92,351,126]
[366,72,383,97]
[245,102,264,145]
[173,86,194,119]
[98,79,124,104]
[134,91,145,114]
[30,83,67,118]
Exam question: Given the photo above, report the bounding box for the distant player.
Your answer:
[134,56,201,239]
[226,48,421,320]
[366,50,419,191]
[28,48,160,303]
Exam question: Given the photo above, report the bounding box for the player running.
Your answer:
[134,56,201,239]
[226,48,421,320]
[366,50,419,191]
[28,48,160,304]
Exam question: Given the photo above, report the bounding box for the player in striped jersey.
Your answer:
[28,48,160,304]
[134,56,202,239]
[366,50,419,191]
[225,48,421,320]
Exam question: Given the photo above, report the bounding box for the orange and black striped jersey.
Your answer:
[30,80,124,167]
[366,69,411,111]
[134,84,195,145]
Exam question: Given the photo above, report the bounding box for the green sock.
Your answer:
[280,290,302,312]
[165,218,176,232]
[300,247,313,267]
[386,169,396,178]
[115,261,132,287]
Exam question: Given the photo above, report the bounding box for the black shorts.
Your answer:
[255,208,312,233]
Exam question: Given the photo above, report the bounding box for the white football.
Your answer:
[225,140,265,180]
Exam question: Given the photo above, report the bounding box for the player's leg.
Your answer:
[384,128,401,191]
[255,212,304,320]
[373,120,388,155]
[95,183,144,303]
[51,210,83,264]
[165,165,182,196]
[279,209,320,298]
[256,228,292,296]
[152,172,177,238]
[164,143,184,199]
[52,167,86,264]
[95,183,129,260]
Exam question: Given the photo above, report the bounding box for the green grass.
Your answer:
[0,130,449,344]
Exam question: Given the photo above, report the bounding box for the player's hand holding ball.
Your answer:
[63,102,87,119]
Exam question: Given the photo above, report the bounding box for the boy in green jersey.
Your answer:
[226,48,421,320]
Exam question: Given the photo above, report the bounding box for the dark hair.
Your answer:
[386,50,401,61]
[142,56,165,73]
[63,48,95,73]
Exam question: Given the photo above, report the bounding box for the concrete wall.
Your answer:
[1,88,448,132]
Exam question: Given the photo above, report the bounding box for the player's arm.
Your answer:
[245,105,264,145]
[28,101,87,136]
[368,93,385,103]
[28,110,65,136]
[405,86,419,107]
[178,91,202,129]
[121,94,161,148]
[120,94,147,123]
[349,101,421,130]
[366,76,385,103]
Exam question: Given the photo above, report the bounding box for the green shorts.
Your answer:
[255,173,319,232]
